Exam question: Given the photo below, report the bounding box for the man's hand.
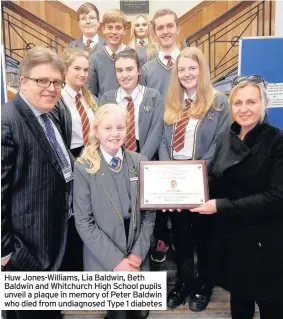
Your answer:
[1,254,12,266]
[127,253,142,269]
[114,258,139,272]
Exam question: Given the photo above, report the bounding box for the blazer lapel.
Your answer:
[138,88,150,146]
[124,152,138,250]
[76,38,84,49]
[14,94,65,180]
[97,158,125,224]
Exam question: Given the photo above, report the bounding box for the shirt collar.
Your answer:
[83,34,99,46]
[105,44,127,56]
[63,84,82,99]
[184,91,196,103]
[19,92,43,118]
[119,84,142,101]
[158,47,180,63]
[100,146,124,165]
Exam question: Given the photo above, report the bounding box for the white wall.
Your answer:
[275,0,283,36]
[61,0,202,20]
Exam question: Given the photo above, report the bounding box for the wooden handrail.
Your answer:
[185,0,256,45]
[2,0,75,43]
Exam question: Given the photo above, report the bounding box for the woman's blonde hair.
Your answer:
[229,81,268,123]
[78,104,127,174]
[128,14,156,61]
[61,48,98,111]
[164,47,216,124]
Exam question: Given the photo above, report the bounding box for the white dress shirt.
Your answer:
[83,34,99,49]
[173,92,199,160]
[105,44,127,57]
[116,84,145,140]
[100,146,123,164]
[61,85,95,149]
[158,47,180,66]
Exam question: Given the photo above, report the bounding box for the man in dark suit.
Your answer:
[68,2,106,54]
[1,47,74,319]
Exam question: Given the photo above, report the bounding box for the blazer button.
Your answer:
[258,242,262,248]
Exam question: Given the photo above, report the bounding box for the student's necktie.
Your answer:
[139,39,145,47]
[111,53,116,60]
[86,39,93,50]
[75,93,90,145]
[172,98,193,152]
[109,157,121,171]
[41,114,70,169]
[164,55,173,67]
[125,96,137,152]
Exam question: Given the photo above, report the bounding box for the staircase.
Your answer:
[186,0,274,87]
[1,0,75,100]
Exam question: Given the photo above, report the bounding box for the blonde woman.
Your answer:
[49,48,98,158]
[73,104,155,319]
[128,14,157,66]
[159,47,231,311]
[191,75,283,319]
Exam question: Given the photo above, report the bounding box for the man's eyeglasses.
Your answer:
[25,77,64,89]
[232,75,266,88]
[79,17,98,23]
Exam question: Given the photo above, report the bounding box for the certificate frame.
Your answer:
[139,160,209,210]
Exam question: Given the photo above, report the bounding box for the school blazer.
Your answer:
[159,92,231,173]
[73,151,156,271]
[99,87,164,160]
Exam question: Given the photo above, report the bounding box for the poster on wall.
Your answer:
[1,44,8,104]
[120,0,149,14]
[239,37,283,129]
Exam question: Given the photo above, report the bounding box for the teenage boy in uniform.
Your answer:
[142,9,180,264]
[88,9,129,99]
[68,2,106,53]
[142,9,180,98]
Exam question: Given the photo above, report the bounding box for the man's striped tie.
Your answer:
[125,96,137,152]
[172,98,193,152]
[75,93,90,145]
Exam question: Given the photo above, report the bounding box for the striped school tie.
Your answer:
[109,157,121,171]
[164,55,173,67]
[86,39,93,50]
[172,98,193,152]
[75,93,90,145]
[111,53,116,60]
[125,96,137,152]
[139,39,145,47]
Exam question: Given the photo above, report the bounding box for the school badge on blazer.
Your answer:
[129,168,138,181]
[207,110,215,121]
[144,105,152,113]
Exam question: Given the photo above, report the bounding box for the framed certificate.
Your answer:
[139,161,209,210]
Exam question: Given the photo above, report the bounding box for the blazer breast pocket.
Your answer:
[12,212,34,229]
